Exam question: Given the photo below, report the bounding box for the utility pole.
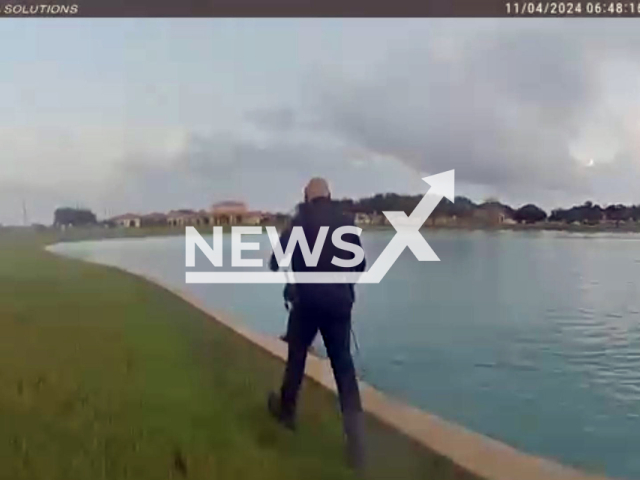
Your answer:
[22,199,28,226]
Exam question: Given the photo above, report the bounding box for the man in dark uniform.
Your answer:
[267,178,367,470]
[278,283,295,342]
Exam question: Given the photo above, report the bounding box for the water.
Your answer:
[51,230,640,479]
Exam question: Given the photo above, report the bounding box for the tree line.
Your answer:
[549,202,640,225]
[334,194,640,225]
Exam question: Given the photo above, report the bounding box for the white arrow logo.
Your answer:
[359,169,454,283]
[185,170,454,284]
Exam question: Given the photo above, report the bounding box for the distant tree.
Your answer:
[346,193,421,215]
[579,202,603,225]
[549,208,566,223]
[451,196,478,218]
[479,200,515,218]
[432,196,478,219]
[548,201,603,224]
[53,207,97,227]
[604,204,631,224]
[333,198,355,213]
[514,204,547,224]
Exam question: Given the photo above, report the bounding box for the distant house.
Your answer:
[243,211,265,225]
[111,213,142,228]
[425,215,458,227]
[141,212,168,227]
[209,201,249,225]
[355,213,373,225]
[375,214,389,226]
[473,203,512,226]
[195,210,213,225]
[166,204,268,227]
[167,210,192,226]
[111,203,272,229]
[111,212,167,228]
[261,212,291,226]
[167,209,209,227]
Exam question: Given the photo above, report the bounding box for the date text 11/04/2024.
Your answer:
[505,2,640,14]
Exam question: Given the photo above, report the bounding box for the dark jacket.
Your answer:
[270,198,366,312]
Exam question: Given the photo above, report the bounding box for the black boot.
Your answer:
[344,410,366,473]
[267,392,296,431]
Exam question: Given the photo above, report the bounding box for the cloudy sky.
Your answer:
[1,19,640,225]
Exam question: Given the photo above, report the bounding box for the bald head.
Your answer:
[304,177,331,202]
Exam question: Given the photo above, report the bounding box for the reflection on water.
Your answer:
[51,230,640,479]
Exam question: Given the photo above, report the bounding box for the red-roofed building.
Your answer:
[209,201,250,225]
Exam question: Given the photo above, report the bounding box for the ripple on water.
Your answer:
[474,360,538,372]
[547,308,597,325]
[609,384,640,404]
[391,355,407,367]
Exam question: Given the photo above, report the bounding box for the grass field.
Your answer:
[0,228,455,480]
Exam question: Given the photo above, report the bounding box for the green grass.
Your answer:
[0,228,469,480]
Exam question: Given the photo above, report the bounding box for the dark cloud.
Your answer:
[303,25,600,195]
[234,22,639,206]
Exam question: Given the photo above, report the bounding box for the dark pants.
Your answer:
[280,302,364,464]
